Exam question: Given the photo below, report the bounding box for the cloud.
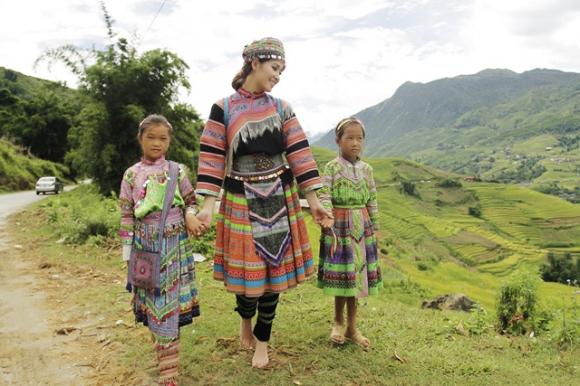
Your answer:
[2,0,580,137]
[132,0,179,16]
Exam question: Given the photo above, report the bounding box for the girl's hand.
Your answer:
[319,217,334,229]
[185,210,206,238]
[305,190,334,226]
[122,244,132,261]
[311,204,334,226]
[196,207,213,229]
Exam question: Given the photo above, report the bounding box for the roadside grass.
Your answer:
[7,186,579,385]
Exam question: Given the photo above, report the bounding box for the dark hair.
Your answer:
[334,117,366,140]
[231,58,271,90]
[137,114,173,138]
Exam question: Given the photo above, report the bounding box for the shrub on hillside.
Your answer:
[42,184,119,244]
[541,252,579,284]
[496,272,546,335]
[468,206,482,217]
[436,178,463,188]
[416,261,429,271]
[400,181,418,196]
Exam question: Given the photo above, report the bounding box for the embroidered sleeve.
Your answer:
[196,102,226,197]
[318,161,334,211]
[178,164,196,208]
[366,165,379,230]
[119,168,135,245]
[281,101,322,193]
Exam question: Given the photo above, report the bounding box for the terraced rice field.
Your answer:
[311,149,579,306]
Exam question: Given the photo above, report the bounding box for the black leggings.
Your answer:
[235,293,280,342]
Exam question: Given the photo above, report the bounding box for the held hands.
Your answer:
[196,206,213,229]
[312,204,334,229]
[305,191,334,229]
[319,216,334,229]
[185,196,216,238]
[185,210,207,238]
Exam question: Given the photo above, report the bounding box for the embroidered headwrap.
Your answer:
[242,37,285,62]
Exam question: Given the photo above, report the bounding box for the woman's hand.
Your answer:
[185,210,206,238]
[196,207,213,229]
[305,191,334,228]
[196,195,216,229]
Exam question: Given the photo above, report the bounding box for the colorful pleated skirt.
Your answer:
[318,207,382,297]
[213,166,315,298]
[131,207,200,344]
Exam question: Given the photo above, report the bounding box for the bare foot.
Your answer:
[344,328,370,349]
[240,318,256,350]
[252,338,269,368]
[330,323,345,344]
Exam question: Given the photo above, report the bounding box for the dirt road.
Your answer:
[0,189,148,385]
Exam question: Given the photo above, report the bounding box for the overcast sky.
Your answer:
[2,0,580,137]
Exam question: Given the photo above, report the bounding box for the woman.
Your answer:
[187,37,332,368]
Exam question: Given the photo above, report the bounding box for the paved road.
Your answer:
[0,186,91,385]
[0,188,74,221]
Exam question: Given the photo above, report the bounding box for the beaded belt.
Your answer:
[225,164,294,193]
[229,164,290,182]
[233,153,285,173]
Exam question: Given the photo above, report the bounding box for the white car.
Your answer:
[35,176,63,195]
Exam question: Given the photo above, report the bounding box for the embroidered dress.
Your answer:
[119,156,200,344]
[196,88,322,297]
[317,156,383,297]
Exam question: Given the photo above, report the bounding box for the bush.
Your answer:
[468,206,481,217]
[541,252,579,284]
[400,181,418,196]
[436,178,463,188]
[416,261,429,271]
[465,306,492,336]
[40,184,119,244]
[496,272,543,335]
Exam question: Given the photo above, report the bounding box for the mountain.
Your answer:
[314,69,580,202]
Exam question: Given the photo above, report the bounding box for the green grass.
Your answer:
[11,194,579,385]
[9,160,579,384]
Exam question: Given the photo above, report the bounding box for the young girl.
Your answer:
[119,114,205,386]
[317,117,383,349]
[188,37,333,368]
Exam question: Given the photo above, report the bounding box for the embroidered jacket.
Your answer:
[118,156,196,245]
[196,88,322,196]
[318,156,379,229]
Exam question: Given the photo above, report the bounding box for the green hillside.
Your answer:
[312,147,580,309]
[0,66,79,165]
[314,69,580,202]
[0,138,69,192]
[0,66,72,98]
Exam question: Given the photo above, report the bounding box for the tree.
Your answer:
[400,181,418,196]
[541,252,579,284]
[37,3,202,194]
[6,84,78,163]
